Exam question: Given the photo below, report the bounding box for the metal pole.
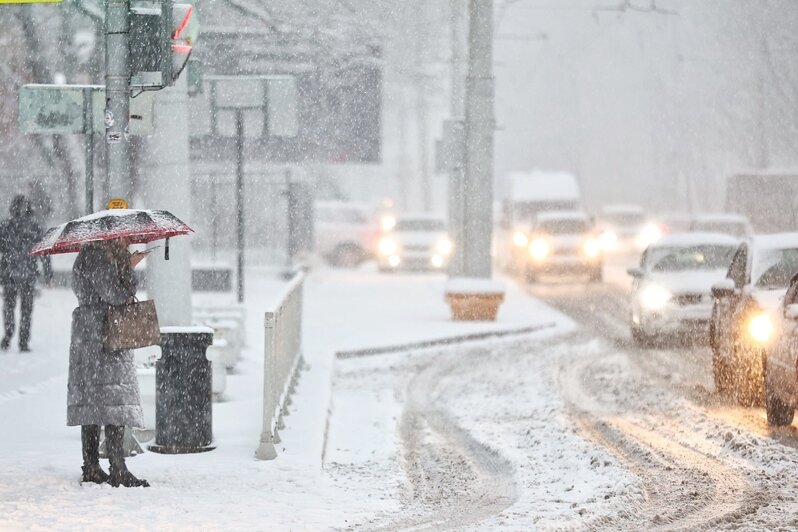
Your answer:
[284,167,293,273]
[83,87,94,215]
[462,0,494,279]
[449,0,466,276]
[235,109,245,303]
[104,0,132,201]
[210,176,218,262]
[415,0,431,212]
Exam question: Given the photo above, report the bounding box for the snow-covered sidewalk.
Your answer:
[0,264,571,530]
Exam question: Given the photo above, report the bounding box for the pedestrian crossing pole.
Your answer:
[104,0,133,202]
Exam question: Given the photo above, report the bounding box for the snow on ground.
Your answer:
[0,262,580,530]
[328,332,639,530]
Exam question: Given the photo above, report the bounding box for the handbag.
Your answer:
[104,298,161,351]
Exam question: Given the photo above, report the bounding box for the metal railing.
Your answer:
[255,272,305,460]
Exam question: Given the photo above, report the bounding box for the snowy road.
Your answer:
[531,280,798,530]
[328,275,798,530]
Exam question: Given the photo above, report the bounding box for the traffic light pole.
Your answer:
[83,86,94,214]
[105,0,132,202]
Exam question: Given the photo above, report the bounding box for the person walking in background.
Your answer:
[0,195,52,352]
[68,238,151,487]
[27,180,53,228]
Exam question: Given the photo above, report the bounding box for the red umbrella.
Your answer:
[31,209,193,256]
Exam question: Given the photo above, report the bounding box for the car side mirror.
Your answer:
[711,279,736,298]
[786,304,798,320]
[627,267,644,279]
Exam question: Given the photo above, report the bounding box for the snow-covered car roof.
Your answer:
[752,233,798,251]
[691,213,750,223]
[649,232,739,249]
[600,204,645,215]
[535,210,591,223]
[508,170,580,202]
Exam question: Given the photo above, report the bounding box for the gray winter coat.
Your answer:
[67,243,144,427]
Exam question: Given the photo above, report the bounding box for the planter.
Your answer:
[446,292,504,321]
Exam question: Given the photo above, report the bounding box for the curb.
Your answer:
[335,322,557,360]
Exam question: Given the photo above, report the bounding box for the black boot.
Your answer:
[81,425,109,484]
[0,336,9,351]
[106,425,149,488]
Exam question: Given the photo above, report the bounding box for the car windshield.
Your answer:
[691,221,747,237]
[601,212,645,226]
[395,219,446,232]
[537,219,590,234]
[646,245,736,272]
[753,247,798,289]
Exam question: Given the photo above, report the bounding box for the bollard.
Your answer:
[148,327,215,454]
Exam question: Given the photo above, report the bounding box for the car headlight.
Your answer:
[529,238,549,260]
[748,312,774,344]
[436,237,453,256]
[638,223,662,247]
[599,231,618,250]
[639,284,671,310]
[512,231,529,248]
[378,237,397,256]
[381,215,397,232]
[583,238,601,258]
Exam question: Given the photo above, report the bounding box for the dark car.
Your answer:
[710,234,798,405]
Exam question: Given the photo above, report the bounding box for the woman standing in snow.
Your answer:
[67,238,150,487]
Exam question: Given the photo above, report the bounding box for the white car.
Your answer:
[314,201,378,267]
[690,213,754,239]
[524,210,603,282]
[377,215,452,272]
[628,233,739,346]
[597,204,661,253]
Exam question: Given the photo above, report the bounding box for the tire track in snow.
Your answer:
[557,347,760,531]
[370,353,518,531]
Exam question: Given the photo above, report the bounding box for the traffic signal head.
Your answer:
[130,1,198,89]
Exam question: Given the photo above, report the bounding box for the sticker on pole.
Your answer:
[107,198,128,210]
[106,132,122,144]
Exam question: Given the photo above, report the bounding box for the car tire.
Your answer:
[731,343,765,407]
[765,361,795,426]
[631,325,653,348]
[711,346,733,395]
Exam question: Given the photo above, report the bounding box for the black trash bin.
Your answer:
[148,327,215,454]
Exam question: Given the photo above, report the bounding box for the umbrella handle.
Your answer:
[165,238,170,261]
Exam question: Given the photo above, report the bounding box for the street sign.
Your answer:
[19,84,154,135]
[202,75,298,137]
[19,84,85,134]
[211,76,266,109]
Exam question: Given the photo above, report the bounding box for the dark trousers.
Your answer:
[3,282,34,347]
